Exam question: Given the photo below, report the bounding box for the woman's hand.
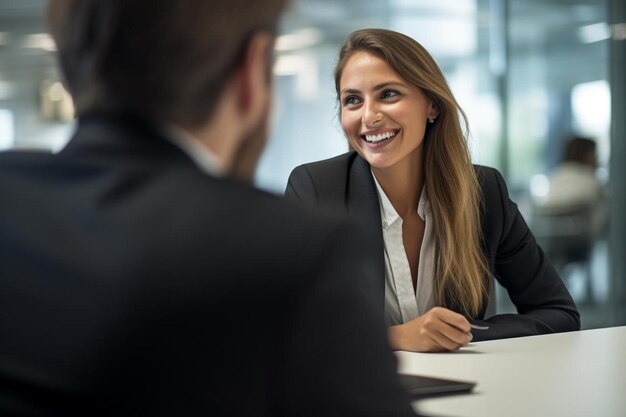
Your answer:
[388,307,473,352]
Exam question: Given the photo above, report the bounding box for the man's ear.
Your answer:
[236,32,274,133]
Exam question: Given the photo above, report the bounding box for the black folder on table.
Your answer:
[398,373,476,398]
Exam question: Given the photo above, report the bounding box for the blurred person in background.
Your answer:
[286,28,580,353]
[537,135,606,237]
[0,2,421,416]
[530,135,607,303]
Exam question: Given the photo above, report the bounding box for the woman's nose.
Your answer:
[362,101,383,126]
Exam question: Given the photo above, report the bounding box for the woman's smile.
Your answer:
[361,128,400,147]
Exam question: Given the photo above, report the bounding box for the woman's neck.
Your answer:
[372,156,424,218]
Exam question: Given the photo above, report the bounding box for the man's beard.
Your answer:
[227,109,269,184]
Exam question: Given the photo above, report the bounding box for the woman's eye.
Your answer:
[343,96,361,106]
[381,89,399,99]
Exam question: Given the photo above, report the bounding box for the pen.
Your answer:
[470,324,489,330]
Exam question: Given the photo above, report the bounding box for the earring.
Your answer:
[428,117,435,124]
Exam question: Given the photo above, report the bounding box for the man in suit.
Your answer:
[0,1,419,416]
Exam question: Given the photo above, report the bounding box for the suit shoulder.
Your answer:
[190,178,352,243]
[0,149,53,168]
[474,165,506,192]
[214,186,363,282]
[287,151,358,198]
[291,151,356,178]
[474,164,500,180]
[286,152,360,204]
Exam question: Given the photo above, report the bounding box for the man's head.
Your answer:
[563,136,597,168]
[48,0,287,180]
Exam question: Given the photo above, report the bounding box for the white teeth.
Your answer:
[364,131,397,143]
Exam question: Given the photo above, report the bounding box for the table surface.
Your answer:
[396,326,626,417]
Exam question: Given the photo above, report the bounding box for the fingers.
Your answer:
[389,307,472,352]
[432,325,473,351]
[420,310,472,351]
[388,307,475,352]
[431,307,472,333]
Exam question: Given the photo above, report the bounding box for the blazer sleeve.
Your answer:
[284,220,419,417]
[472,168,581,341]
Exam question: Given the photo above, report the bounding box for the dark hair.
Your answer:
[47,0,287,127]
[334,29,489,317]
[563,136,597,164]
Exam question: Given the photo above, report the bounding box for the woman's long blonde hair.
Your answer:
[334,28,490,317]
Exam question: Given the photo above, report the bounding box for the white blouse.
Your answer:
[371,172,436,326]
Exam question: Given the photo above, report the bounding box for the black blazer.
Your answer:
[0,114,418,417]
[285,151,580,341]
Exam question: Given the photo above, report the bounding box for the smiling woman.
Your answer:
[285,28,580,353]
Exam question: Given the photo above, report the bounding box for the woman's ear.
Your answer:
[427,100,440,121]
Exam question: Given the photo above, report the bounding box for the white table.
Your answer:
[396,326,626,417]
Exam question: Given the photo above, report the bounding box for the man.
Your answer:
[0,1,419,416]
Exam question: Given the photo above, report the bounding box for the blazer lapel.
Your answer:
[346,154,386,307]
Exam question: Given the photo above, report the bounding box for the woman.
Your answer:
[285,28,580,352]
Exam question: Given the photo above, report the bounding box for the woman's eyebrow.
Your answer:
[340,81,406,95]
[372,81,405,90]
[340,88,361,95]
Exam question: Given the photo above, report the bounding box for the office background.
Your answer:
[1,0,624,327]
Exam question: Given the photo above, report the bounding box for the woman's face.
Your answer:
[339,51,437,170]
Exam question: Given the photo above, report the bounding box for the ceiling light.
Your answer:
[577,22,610,44]
[22,33,57,51]
[275,28,322,52]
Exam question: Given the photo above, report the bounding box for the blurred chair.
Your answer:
[530,203,594,303]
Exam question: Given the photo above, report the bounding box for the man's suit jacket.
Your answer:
[285,151,580,341]
[0,114,418,417]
